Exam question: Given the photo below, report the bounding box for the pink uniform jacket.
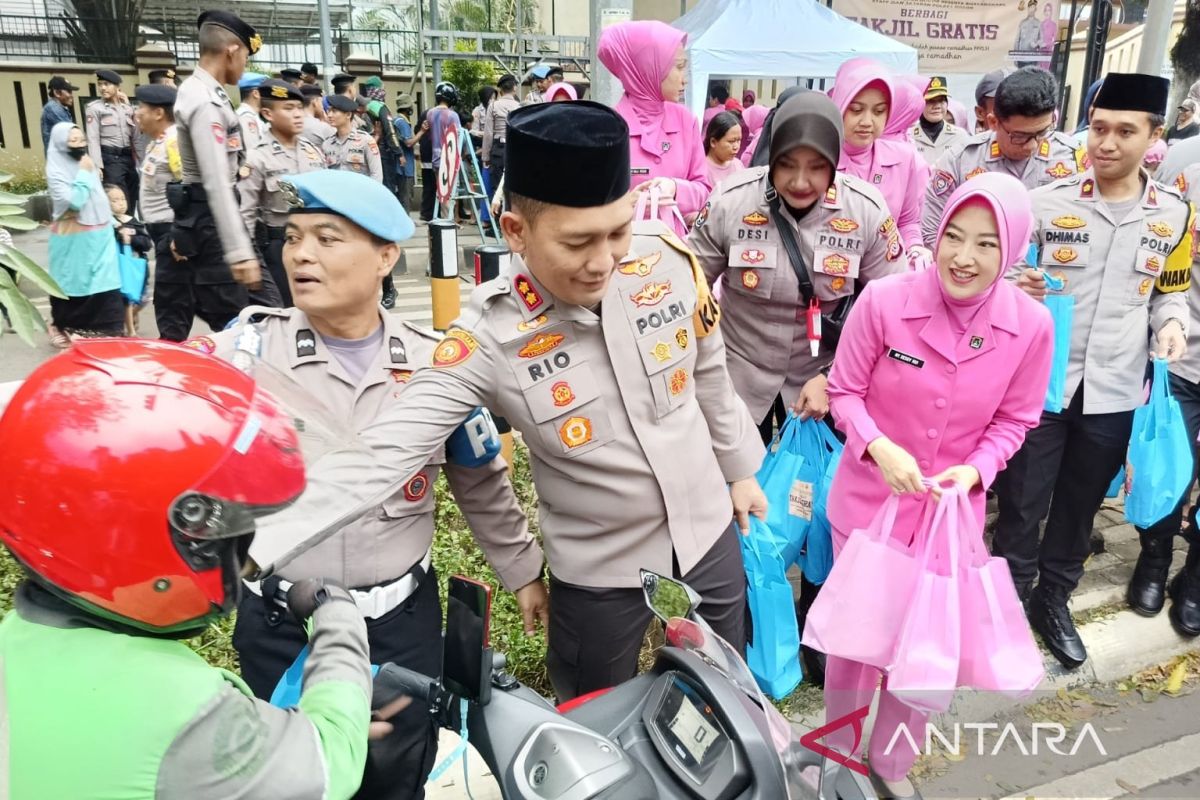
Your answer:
[846,138,930,250]
[825,268,1054,541]
[616,96,713,222]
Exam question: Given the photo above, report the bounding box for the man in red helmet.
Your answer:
[0,339,386,799]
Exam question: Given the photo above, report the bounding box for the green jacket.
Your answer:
[0,583,372,799]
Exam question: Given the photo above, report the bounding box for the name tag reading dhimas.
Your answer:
[887,348,925,369]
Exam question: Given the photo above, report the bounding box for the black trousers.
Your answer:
[488,142,506,201]
[993,383,1135,593]
[157,207,250,341]
[1138,371,1200,546]
[757,394,788,446]
[420,167,436,222]
[101,147,138,215]
[395,174,413,211]
[546,523,747,703]
[233,569,442,800]
[257,224,291,307]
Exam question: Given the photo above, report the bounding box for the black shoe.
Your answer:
[381,275,398,310]
[1029,587,1087,669]
[1127,532,1175,616]
[1168,546,1200,638]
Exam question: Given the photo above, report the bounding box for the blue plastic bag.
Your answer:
[1105,466,1125,499]
[741,516,803,699]
[1125,359,1194,527]
[117,243,147,305]
[757,415,806,565]
[271,644,380,708]
[1041,270,1074,413]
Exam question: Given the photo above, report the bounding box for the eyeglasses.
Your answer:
[997,119,1056,145]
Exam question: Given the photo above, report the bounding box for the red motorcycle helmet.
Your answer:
[0,339,306,634]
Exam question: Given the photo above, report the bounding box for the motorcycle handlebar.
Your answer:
[374,663,442,709]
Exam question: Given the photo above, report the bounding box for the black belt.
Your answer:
[181,183,240,205]
[101,145,132,156]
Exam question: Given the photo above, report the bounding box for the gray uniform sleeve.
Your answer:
[189,100,256,265]
[239,156,265,238]
[922,150,960,249]
[445,458,544,591]
[85,103,103,167]
[861,206,906,281]
[367,138,383,183]
[482,102,495,164]
[249,328,496,574]
[156,600,371,800]
[686,189,732,287]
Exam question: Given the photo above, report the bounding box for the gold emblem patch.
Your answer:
[742,211,768,226]
[618,251,663,277]
[669,368,688,396]
[964,167,987,180]
[675,327,689,350]
[829,218,859,233]
[831,277,846,292]
[559,416,593,449]
[551,381,575,407]
[741,269,760,290]
[1046,161,1071,179]
[433,329,478,368]
[1144,255,1162,274]
[517,314,549,332]
[1138,277,1153,296]
[630,280,671,307]
[518,333,565,358]
[1052,215,1087,229]
[1052,247,1077,264]
[651,341,672,362]
[822,253,850,275]
[740,248,766,265]
[1147,221,1174,238]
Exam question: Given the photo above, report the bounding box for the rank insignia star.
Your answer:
[742,211,768,226]
[551,381,575,407]
[559,416,593,449]
[618,251,663,277]
[630,280,672,307]
[513,274,543,312]
[669,368,688,396]
[829,218,859,233]
[651,341,672,362]
[1046,161,1072,179]
[1080,179,1095,198]
[1147,221,1174,238]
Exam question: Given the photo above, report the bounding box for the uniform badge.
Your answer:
[517,314,549,332]
[965,167,987,180]
[878,217,898,237]
[227,134,241,151]
[630,280,672,307]
[280,181,304,209]
[885,234,902,262]
[181,336,216,354]
[675,327,689,350]
[821,253,850,275]
[872,174,882,184]
[830,277,847,292]
[694,202,711,229]
[433,328,478,368]
[740,249,766,265]
[214,87,230,104]
[969,336,984,350]
[1147,184,1158,207]
[1051,215,1086,229]
[661,141,671,153]
[403,473,429,502]
[1080,179,1095,199]
[389,336,406,363]
[1038,139,1051,158]
[211,122,226,145]
[390,369,413,383]
[1051,247,1077,264]
[1144,255,1162,274]
[989,141,1002,159]
[518,332,565,358]
[829,218,859,233]
[618,251,662,277]
[742,211,768,226]
[823,185,838,204]
[669,368,688,396]
[741,269,760,290]
[1138,277,1153,297]
[551,381,575,407]
[513,274,543,312]
[559,416,593,449]
[270,85,289,99]
[1046,161,1072,179]
[368,140,380,154]
[1176,174,1189,194]
[932,170,956,197]
[650,341,672,362]
[1147,221,1173,238]
[238,165,251,178]
[1075,148,1090,172]
[295,329,317,357]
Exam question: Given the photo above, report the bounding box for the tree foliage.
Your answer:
[59,0,145,63]
[442,41,498,115]
[0,174,66,347]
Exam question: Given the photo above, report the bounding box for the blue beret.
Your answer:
[281,171,414,242]
[237,72,267,90]
[529,64,552,79]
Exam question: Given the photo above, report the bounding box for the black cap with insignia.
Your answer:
[258,78,303,103]
[134,83,177,107]
[279,68,302,82]
[147,68,177,85]
[327,94,357,113]
[505,101,630,208]
[95,69,122,85]
[1093,72,1171,117]
[197,11,261,55]
[331,73,357,91]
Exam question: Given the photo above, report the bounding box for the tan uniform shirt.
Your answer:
[923,130,1087,248]
[193,306,543,591]
[1024,169,1194,413]
[322,129,383,182]
[236,103,264,153]
[688,168,906,420]
[175,67,255,265]
[483,94,521,163]
[302,115,337,149]
[238,131,325,233]
[138,125,182,224]
[909,120,967,167]
[84,98,134,163]
[248,223,764,586]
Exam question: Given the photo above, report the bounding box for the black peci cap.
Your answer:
[1093,72,1171,117]
[505,101,630,208]
[258,79,303,103]
[134,84,177,106]
[301,62,318,77]
[95,69,122,85]
[327,94,357,113]
[197,11,261,55]
[331,73,356,90]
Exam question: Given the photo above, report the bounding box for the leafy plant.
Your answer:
[442,41,498,116]
[0,173,64,347]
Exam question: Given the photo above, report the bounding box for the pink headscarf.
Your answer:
[1144,139,1168,168]
[933,172,1034,329]
[545,82,578,102]
[946,99,970,129]
[597,20,687,156]
[830,59,892,179]
[743,104,770,135]
[884,74,926,140]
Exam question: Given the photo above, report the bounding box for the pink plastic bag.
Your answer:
[633,184,690,237]
[957,504,1044,697]
[802,495,923,669]
[888,488,962,714]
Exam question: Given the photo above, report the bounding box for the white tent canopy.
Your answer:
[673,0,919,119]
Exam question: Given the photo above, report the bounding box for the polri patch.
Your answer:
[887,348,924,368]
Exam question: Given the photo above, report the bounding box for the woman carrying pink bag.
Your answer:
[815,172,1054,798]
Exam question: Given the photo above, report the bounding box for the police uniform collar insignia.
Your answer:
[988,140,1002,159]
[513,273,546,314]
[969,336,984,349]
[1146,183,1158,208]
[389,336,406,363]
[1037,139,1051,159]
[823,183,839,206]
[296,329,318,357]
[1176,174,1189,194]
[1079,179,1095,200]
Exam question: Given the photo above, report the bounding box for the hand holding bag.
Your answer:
[741,516,804,698]
[1125,358,1195,527]
[633,183,690,237]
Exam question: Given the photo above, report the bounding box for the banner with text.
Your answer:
[831,0,1061,73]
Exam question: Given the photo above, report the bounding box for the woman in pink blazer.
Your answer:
[831,60,931,252]
[597,20,712,235]
[821,172,1053,798]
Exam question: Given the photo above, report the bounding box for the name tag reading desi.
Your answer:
[887,348,925,369]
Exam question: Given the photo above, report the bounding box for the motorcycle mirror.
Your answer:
[640,570,701,624]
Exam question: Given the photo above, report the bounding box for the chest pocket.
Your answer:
[726,242,777,298]
[1128,247,1165,304]
[1039,241,1090,274]
[620,275,699,418]
[380,466,437,520]
[263,173,289,213]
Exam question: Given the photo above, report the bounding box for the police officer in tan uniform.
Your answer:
[239,79,325,307]
[922,67,1086,248]
[133,84,180,331]
[1000,73,1194,670]
[187,169,544,800]
[85,69,137,209]
[300,83,336,148]
[236,72,267,152]
[246,101,768,703]
[910,76,967,166]
[324,95,383,182]
[164,11,276,342]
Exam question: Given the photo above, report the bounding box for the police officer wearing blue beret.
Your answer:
[185,170,545,800]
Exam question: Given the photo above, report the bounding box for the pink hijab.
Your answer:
[545,82,578,102]
[947,99,970,129]
[830,59,892,179]
[597,20,686,158]
[884,74,927,140]
[933,172,1034,329]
